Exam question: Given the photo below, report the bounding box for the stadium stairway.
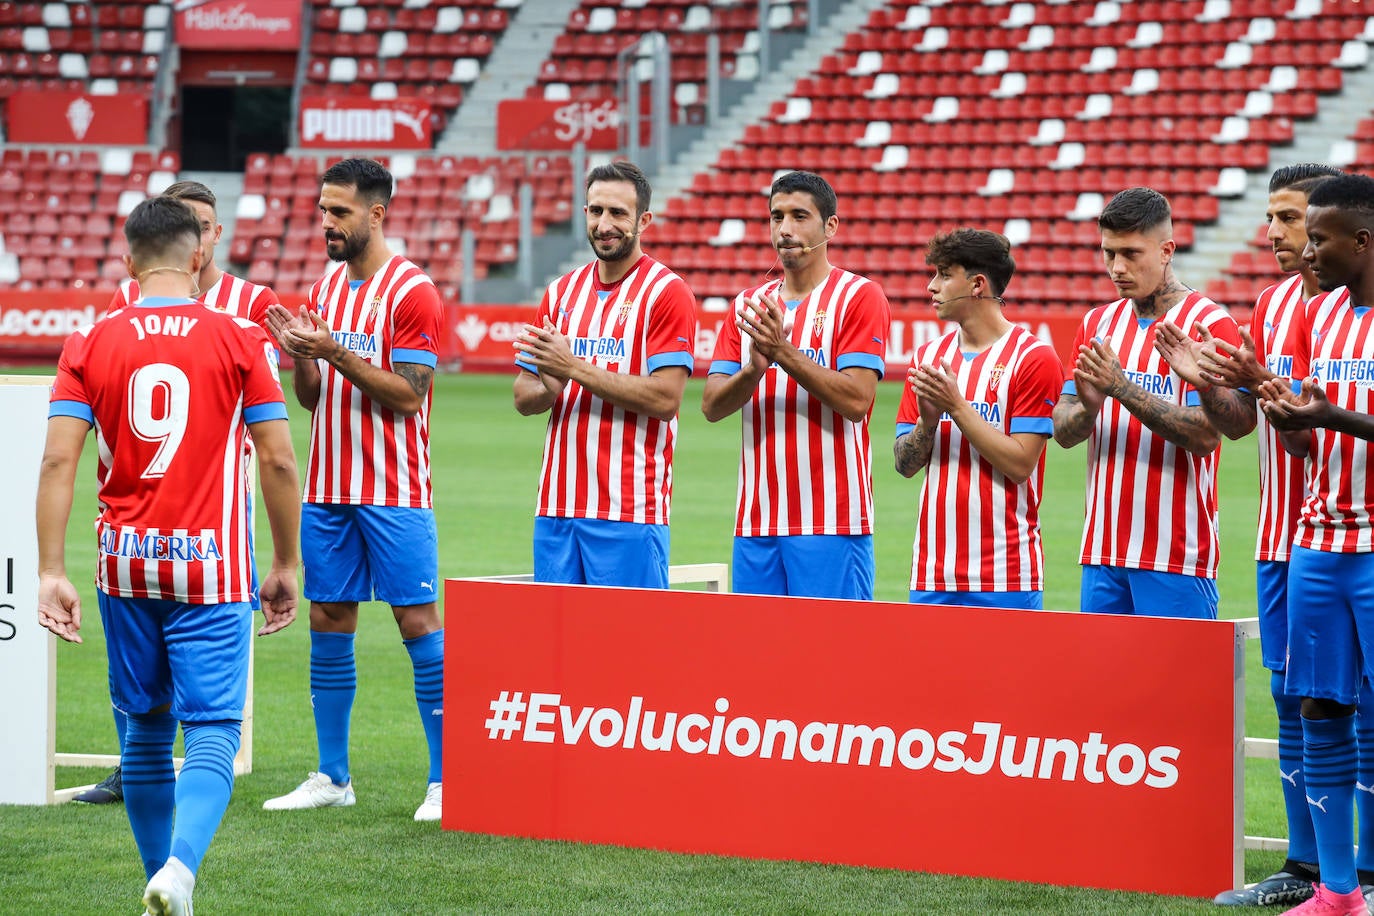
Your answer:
[537,0,891,288]
[1182,53,1374,301]
[436,0,586,158]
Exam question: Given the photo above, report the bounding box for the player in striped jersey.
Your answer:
[107,180,280,327]
[37,197,301,916]
[1158,166,1360,908]
[1052,187,1240,619]
[894,229,1062,609]
[1254,174,1374,916]
[82,179,281,807]
[703,171,890,599]
[513,161,696,588]
[262,158,445,823]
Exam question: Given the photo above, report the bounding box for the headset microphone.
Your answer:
[798,238,830,254]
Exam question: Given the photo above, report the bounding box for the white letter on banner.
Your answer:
[799,722,838,763]
[708,698,728,755]
[621,696,642,749]
[998,734,1040,778]
[559,704,593,744]
[837,724,896,767]
[933,729,967,772]
[962,722,1001,775]
[724,717,761,757]
[1146,746,1181,788]
[1038,738,1080,781]
[897,728,935,770]
[639,710,676,751]
[523,693,558,743]
[1107,743,1147,786]
[676,713,710,754]
[1081,732,1109,784]
[760,719,798,760]
[588,708,624,748]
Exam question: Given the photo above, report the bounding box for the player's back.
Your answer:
[74,299,278,531]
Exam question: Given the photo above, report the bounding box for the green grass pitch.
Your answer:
[2,371,1292,913]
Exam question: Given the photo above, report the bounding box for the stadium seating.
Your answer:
[0,1,164,100]
[650,0,1370,310]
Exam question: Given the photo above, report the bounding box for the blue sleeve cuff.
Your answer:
[1185,391,1201,407]
[895,422,916,439]
[710,359,742,376]
[1290,379,1303,395]
[515,358,537,374]
[1062,380,1077,397]
[647,351,695,373]
[836,352,886,378]
[1009,417,1054,435]
[393,348,438,368]
[244,402,289,424]
[49,400,93,424]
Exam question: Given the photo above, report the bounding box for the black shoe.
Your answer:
[71,766,123,805]
[1212,871,1316,906]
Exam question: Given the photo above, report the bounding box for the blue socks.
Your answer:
[1357,681,1374,878]
[310,630,357,786]
[122,711,177,880]
[170,721,241,876]
[405,630,444,784]
[1274,673,1318,867]
[114,705,128,759]
[1304,713,1359,894]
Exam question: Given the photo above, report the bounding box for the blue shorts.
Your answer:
[98,592,252,721]
[533,516,669,588]
[1286,546,1374,705]
[1080,565,1218,620]
[909,589,1043,610]
[732,534,874,600]
[1256,559,1290,672]
[302,503,439,606]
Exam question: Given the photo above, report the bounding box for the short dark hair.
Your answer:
[162,180,217,211]
[925,228,1016,297]
[1098,187,1172,235]
[124,197,201,266]
[1269,163,1344,196]
[586,161,651,215]
[770,171,837,222]
[321,157,393,206]
[1307,173,1374,220]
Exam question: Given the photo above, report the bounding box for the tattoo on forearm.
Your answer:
[1112,382,1217,451]
[1199,387,1256,438]
[1053,400,1094,445]
[395,362,434,399]
[895,425,935,476]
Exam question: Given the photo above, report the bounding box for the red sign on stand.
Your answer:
[443,580,1241,897]
[496,98,630,151]
[7,92,147,145]
[174,0,301,50]
[298,96,432,150]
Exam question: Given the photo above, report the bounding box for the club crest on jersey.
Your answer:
[812,309,827,337]
[369,296,383,317]
[617,300,636,325]
[988,362,1006,392]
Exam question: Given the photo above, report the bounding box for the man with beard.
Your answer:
[513,161,697,587]
[702,170,890,599]
[1052,186,1239,619]
[261,158,446,822]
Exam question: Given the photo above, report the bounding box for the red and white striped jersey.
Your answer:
[49,298,287,602]
[708,268,891,537]
[1066,293,1241,577]
[896,325,1063,592]
[1289,286,1374,553]
[109,272,279,330]
[303,256,443,508]
[520,255,697,524]
[1250,274,1309,562]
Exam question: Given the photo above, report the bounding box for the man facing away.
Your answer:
[37,195,301,915]
[1052,187,1240,619]
[702,170,891,599]
[513,161,697,588]
[77,179,285,806]
[263,157,446,822]
[894,228,1063,609]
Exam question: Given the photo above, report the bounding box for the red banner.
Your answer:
[174,0,300,50]
[6,92,146,145]
[0,291,107,352]
[496,98,627,151]
[443,581,1241,896]
[448,305,1084,374]
[298,96,432,150]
